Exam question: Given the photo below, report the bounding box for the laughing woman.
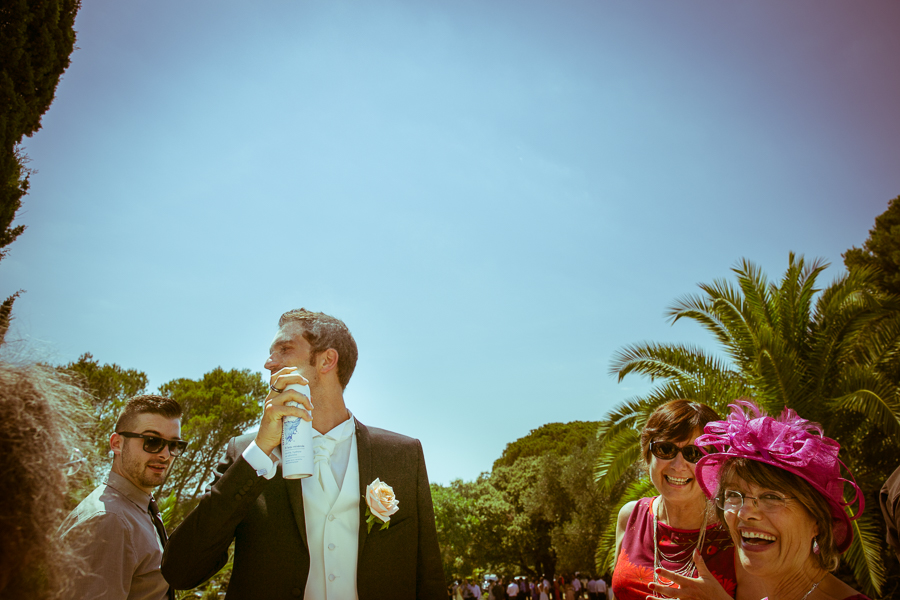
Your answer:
[612,400,759,600]
[683,400,868,600]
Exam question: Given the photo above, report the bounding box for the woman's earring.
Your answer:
[812,536,820,554]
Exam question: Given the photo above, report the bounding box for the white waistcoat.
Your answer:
[301,432,360,600]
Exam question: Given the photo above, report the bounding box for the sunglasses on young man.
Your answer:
[117,432,188,456]
[649,440,706,464]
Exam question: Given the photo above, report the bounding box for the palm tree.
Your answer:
[594,254,900,597]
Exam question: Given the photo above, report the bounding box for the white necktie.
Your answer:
[313,434,340,507]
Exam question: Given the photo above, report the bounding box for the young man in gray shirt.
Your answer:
[61,395,186,600]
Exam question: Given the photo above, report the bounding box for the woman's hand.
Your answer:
[647,549,733,600]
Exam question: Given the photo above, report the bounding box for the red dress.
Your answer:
[763,596,868,600]
[611,496,737,600]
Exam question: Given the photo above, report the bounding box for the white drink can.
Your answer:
[281,383,313,479]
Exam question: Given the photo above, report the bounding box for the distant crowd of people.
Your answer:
[450,574,609,600]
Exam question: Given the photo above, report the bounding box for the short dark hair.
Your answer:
[114,394,182,433]
[640,399,721,463]
[715,457,839,571]
[279,308,358,389]
[0,362,88,599]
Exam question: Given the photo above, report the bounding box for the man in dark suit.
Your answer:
[162,309,444,599]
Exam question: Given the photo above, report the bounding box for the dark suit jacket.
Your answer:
[161,420,444,599]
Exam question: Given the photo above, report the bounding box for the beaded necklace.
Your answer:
[651,497,709,595]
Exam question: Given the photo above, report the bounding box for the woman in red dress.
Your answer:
[611,400,763,600]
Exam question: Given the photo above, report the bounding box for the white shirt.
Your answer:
[243,414,355,485]
[244,414,359,600]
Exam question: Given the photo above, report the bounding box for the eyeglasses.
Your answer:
[649,440,705,464]
[717,489,796,513]
[117,432,188,456]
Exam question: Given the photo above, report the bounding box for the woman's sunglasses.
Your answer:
[649,440,705,464]
[117,432,188,456]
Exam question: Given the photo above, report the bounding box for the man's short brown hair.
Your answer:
[279,308,358,389]
[114,394,182,433]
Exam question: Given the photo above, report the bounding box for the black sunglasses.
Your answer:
[649,440,705,464]
[117,432,188,456]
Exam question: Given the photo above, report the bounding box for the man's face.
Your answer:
[264,322,317,382]
[112,412,182,494]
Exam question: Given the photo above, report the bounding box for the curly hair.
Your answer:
[0,362,89,599]
[279,308,358,389]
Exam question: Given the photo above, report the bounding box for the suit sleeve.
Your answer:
[161,437,268,589]
[414,439,446,599]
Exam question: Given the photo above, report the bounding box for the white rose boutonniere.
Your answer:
[364,478,399,533]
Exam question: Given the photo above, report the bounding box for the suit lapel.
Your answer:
[286,476,308,549]
[355,419,372,563]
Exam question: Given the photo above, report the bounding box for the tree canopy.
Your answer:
[0,0,81,342]
[844,195,900,295]
[493,421,600,469]
[433,421,612,583]
[157,367,266,518]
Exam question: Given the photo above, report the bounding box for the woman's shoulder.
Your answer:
[821,573,867,600]
[617,497,654,527]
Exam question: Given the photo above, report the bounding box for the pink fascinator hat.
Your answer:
[694,399,863,553]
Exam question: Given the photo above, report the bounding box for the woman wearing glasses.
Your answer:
[611,399,755,600]
[657,400,868,600]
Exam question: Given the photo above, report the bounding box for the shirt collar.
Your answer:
[106,471,153,509]
[313,411,355,443]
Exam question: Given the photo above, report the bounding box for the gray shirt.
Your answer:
[61,472,169,600]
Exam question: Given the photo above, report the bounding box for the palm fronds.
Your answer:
[596,254,900,595]
[843,509,886,597]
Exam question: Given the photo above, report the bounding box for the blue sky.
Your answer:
[2,0,898,484]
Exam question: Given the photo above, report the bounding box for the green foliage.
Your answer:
[546,441,616,575]
[596,253,900,596]
[0,0,81,333]
[158,490,178,529]
[431,476,501,581]
[0,289,21,345]
[845,196,900,295]
[434,421,613,581]
[158,367,266,521]
[842,509,887,599]
[493,421,600,469]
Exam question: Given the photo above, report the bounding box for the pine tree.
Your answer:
[0,0,81,342]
